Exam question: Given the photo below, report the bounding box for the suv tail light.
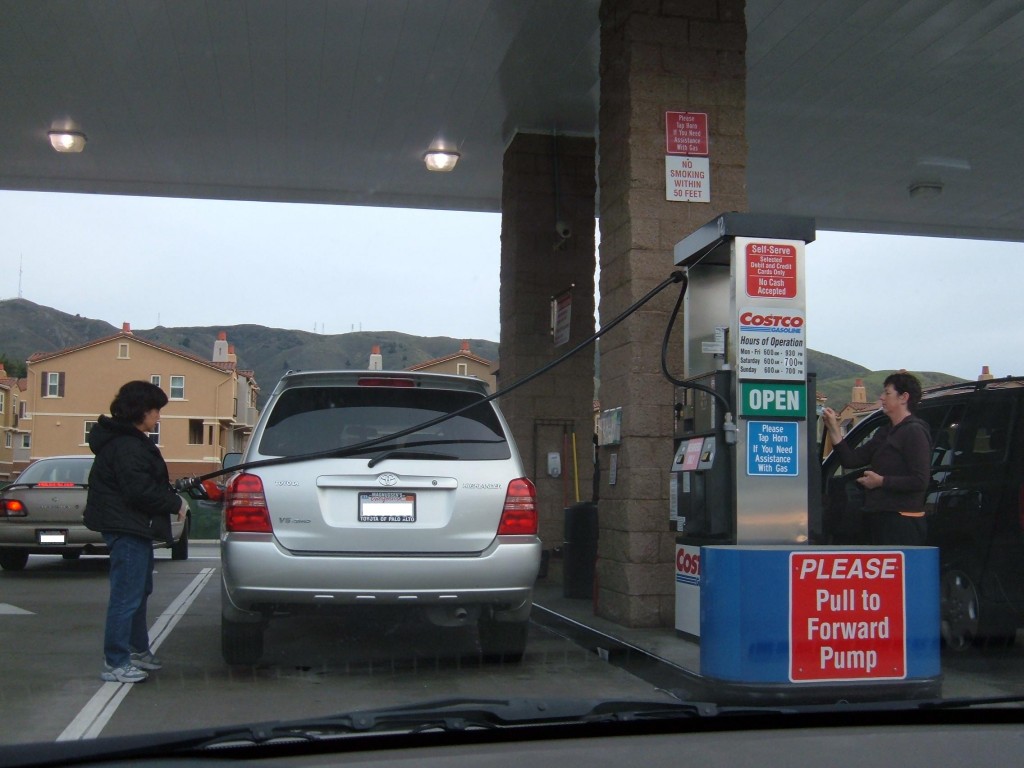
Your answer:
[225,473,273,533]
[498,478,538,535]
[0,498,27,517]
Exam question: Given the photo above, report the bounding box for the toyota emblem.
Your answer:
[378,473,399,487]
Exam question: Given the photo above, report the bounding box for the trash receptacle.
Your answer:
[563,501,598,599]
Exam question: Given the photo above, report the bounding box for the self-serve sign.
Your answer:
[741,382,805,418]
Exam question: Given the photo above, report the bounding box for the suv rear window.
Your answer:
[258,385,512,460]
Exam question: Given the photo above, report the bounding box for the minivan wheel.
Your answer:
[478,616,528,663]
[941,569,981,651]
[221,616,264,665]
[0,549,29,571]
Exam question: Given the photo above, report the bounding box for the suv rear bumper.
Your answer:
[222,532,542,615]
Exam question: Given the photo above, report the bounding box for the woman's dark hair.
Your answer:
[884,371,923,413]
[110,380,169,425]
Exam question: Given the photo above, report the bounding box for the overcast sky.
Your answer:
[2,190,1021,382]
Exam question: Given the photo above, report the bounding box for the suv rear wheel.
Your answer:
[222,616,265,665]
[478,616,528,663]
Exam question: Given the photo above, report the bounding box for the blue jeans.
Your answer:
[102,533,154,668]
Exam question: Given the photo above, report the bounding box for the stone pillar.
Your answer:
[596,0,748,626]
[499,133,598,552]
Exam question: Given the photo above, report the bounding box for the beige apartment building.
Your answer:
[406,341,498,393]
[21,325,258,480]
[0,366,25,481]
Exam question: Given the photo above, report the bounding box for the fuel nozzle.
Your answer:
[174,475,208,499]
[722,412,738,445]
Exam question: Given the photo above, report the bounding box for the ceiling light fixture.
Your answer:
[424,145,460,172]
[908,181,942,200]
[48,130,87,153]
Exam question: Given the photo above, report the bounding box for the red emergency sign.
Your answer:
[789,552,907,682]
[665,111,709,156]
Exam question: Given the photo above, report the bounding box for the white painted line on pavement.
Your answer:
[0,603,34,615]
[56,567,216,741]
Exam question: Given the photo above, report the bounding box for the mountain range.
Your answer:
[0,298,962,409]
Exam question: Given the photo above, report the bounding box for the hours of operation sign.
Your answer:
[737,307,806,381]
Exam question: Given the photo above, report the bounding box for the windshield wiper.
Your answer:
[191,697,721,747]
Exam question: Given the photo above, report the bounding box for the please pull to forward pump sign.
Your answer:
[789,552,907,682]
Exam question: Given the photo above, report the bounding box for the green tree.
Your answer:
[0,353,26,378]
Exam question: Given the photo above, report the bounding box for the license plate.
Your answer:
[37,529,68,545]
[358,491,416,523]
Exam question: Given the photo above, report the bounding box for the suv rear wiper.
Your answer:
[364,438,502,467]
[367,449,458,468]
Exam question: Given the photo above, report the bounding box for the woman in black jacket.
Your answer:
[84,381,187,683]
[821,371,932,546]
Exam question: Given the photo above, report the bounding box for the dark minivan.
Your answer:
[820,376,1024,650]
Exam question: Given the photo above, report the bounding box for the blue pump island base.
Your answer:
[695,545,942,705]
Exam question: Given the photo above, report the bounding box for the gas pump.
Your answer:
[670,213,817,638]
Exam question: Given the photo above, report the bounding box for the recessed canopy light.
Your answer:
[424,149,460,172]
[48,131,87,153]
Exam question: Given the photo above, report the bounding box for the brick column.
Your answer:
[499,133,598,551]
[596,0,748,626]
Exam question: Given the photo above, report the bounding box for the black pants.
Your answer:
[865,510,927,546]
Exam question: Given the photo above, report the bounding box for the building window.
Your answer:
[21,434,30,449]
[151,375,161,388]
[189,419,203,445]
[170,375,185,399]
[457,363,468,376]
[0,392,5,413]
[4,432,10,449]
[148,421,160,445]
[42,371,65,398]
[84,420,97,444]
[18,401,27,419]
[118,343,130,359]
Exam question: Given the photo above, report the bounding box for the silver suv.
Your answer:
[220,370,541,665]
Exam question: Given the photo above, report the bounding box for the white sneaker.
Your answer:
[101,663,148,683]
[130,651,163,670]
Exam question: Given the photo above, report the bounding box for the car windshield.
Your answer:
[4,2,1024,766]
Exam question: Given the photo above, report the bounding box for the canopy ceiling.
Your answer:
[2,1,1021,241]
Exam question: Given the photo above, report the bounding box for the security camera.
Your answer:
[556,220,572,239]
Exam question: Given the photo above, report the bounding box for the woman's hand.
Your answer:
[857,470,884,490]
[822,407,843,443]
[178,497,189,522]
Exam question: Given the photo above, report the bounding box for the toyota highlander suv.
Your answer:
[219,370,541,665]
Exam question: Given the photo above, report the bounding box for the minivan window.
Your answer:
[259,386,512,460]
